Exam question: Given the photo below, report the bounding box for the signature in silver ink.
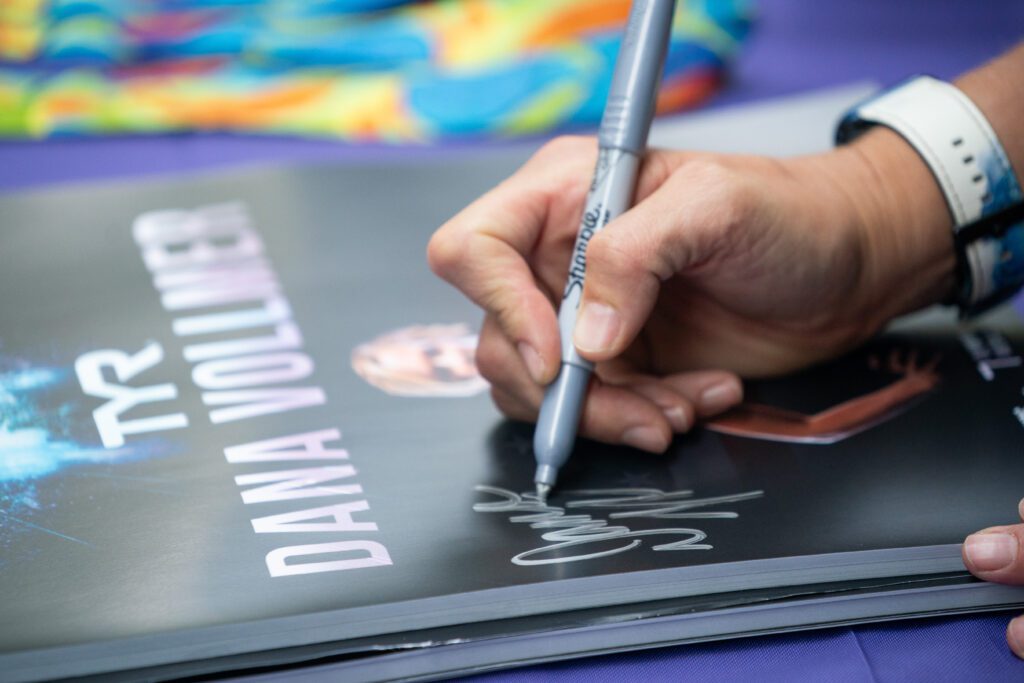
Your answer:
[473,486,763,566]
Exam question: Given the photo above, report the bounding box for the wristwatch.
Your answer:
[836,75,1024,316]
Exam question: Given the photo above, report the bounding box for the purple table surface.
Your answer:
[2,1,1024,681]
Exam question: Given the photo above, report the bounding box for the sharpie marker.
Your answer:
[534,0,676,501]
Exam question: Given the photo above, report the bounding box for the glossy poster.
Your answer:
[0,159,1022,674]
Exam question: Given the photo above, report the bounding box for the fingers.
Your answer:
[1010,616,1024,660]
[430,136,688,383]
[428,191,559,384]
[579,379,673,452]
[477,314,742,452]
[962,524,1024,583]
[962,506,1024,587]
[428,137,595,385]
[476,315,544,410]
[628,381,695,433]
[981,499,1024,658]
[659,370,744,418]
[625,369,742,429]
[574,160,756,362]
[490,380,675,453]
[478,313,672,452]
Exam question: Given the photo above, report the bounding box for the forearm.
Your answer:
[958,43,1024,176]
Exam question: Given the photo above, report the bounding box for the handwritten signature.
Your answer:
[473,487,763,566]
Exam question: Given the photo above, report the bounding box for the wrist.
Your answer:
[835,60,1024,316]
[835,127,957,325]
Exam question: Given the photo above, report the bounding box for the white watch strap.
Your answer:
[844,76,1018,226]
[837,76,1024,312]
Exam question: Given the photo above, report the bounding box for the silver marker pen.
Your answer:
[534,0,676,501]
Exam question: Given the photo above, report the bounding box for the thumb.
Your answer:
[962,498,1024,586]
[573,160,750,361]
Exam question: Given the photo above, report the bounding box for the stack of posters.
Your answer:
[2,86,1022,681]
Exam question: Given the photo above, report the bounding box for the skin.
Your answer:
[428,44,1024,655]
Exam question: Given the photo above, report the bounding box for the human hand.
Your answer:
[962,500,1024,658]
[428,130,954,453]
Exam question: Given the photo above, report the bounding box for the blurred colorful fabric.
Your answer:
[0,0,753,141]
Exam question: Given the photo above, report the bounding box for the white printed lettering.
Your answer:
[74,342,188,448]
[266,541,392,577]
[251,501,378,534]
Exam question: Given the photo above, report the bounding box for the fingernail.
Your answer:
[699,380,742,414]
[663,406,690,432]
[964,532,1017,572]
[517,342,545,383]
[574,302,620,354]
[622,426,668,453]
[1009,616,1024,659]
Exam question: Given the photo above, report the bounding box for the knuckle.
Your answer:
[718,181,757,232]
[473,336,505,384]
[490,388,534,421]
[426,225,462,279]
[678,159,751,215]
[489,387,515,417]
[524,136,597,210]
[589,227,675,286]
[536,135,592,162]
[678,157,736,187]
[491,387,524,419]
[473,276,519,328]
[588,230,654,280]
[671,158,759,244]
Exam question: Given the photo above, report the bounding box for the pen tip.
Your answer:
[535,482,551,503]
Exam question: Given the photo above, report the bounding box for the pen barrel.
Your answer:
[534,0,674,485]
[598,0,676,154]
[557,147,641,367]
[533,362,592,475]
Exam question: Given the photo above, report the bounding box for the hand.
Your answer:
[962,499,1024,658]
[428,131,954,453]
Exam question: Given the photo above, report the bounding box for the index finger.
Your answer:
[427,137,597,383]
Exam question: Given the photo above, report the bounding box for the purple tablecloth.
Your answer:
[2,0,1023,680]
[466,613,1024,683]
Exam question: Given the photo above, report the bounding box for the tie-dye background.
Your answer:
[0,0,752,140]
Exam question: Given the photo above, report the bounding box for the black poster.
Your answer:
[1,158,1022,678]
